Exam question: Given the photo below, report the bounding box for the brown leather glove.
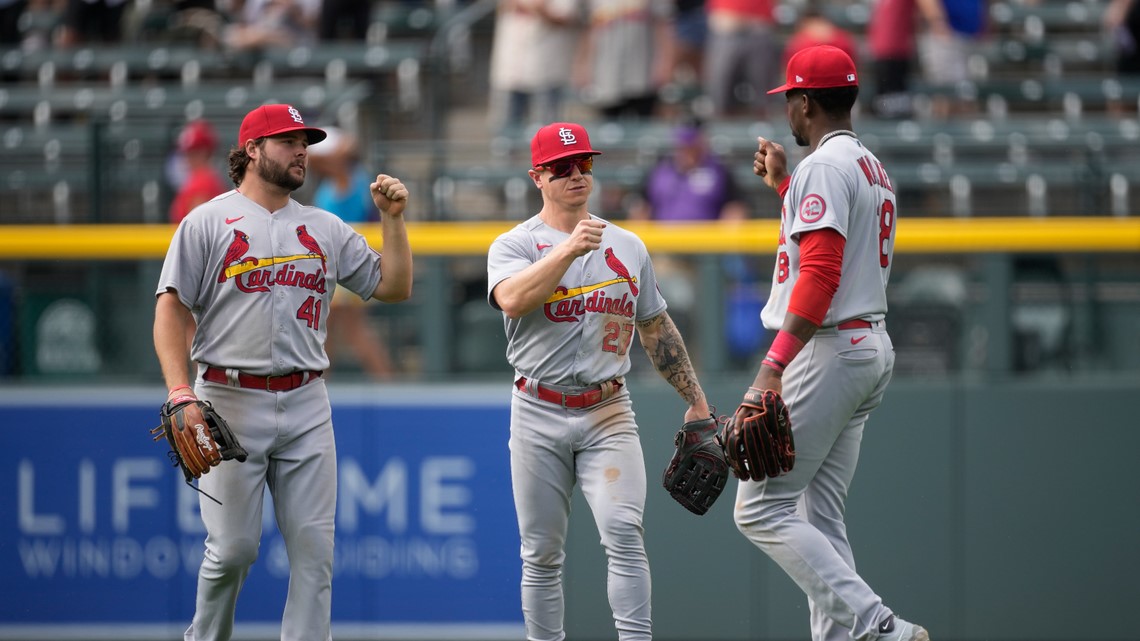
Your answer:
[719,388,795,481]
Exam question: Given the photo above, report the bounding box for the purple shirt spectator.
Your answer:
[635,125,744,222]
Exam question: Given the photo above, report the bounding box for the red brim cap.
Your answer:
[768,44,858,94]
[238,104,327,146]
[178,119,218,153]
[531,122,602,167]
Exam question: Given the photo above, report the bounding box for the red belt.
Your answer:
[837,319,873,330]
[203,366,322,392]
[516,377,623,409]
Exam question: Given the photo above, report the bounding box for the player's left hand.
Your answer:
[720,387,795,481]
[662,411,729,516]
[682,402,711,424]
[371,174,409,217]
[151,394,248,505]
[754,369,783,396]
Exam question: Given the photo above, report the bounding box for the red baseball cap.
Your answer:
[530,122,602,167]
[238,104,327,146]
[768,45,858,94]
[178,119,218,153]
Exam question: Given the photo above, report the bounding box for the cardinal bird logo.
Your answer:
[604,247,638,296]
[218,229,256,282]
[296,225,326,271]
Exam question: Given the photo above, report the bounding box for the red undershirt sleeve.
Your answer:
[787,228,846,326]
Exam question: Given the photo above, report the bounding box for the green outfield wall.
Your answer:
[0,376,1134,640]
[561,374,1138,641]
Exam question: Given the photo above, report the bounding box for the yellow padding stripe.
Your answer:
[0,218,1137,260]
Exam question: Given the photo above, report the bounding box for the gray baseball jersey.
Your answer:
[487,213,666,387]
[737,130,904,641]
[760,132,896,329]
[156,189,382,375]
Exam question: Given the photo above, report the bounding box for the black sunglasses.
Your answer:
[539,156,594,179]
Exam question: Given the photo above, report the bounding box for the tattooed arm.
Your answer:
[637,312,711,422]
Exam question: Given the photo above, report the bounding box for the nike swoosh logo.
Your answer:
[851,335,867,345]
[537,243,552,250]
[225,216,244,224]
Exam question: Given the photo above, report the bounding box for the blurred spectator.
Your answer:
[319,0,370,40]
[628,121,747,223]
[701,0,779,119]
[488,0,583,133]
[165,118,227,354]
[575,0,675,120]
[0,0,24,45]
[8,0,65,51]
[868,0,954,119]
[307,127,397,381]
[174,0,219,12]
[56,0,128,46]
[627,120,761,362]
[1105,0,1140,74]
[671,0,708,94]
[168,119,228,225]
[161,0,229,48]
[308,127,380,225]
[782,7,858,69]
[223,0,319,51]
[867,0,920,119]
[916,0,988,118]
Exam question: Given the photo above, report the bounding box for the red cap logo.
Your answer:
[530,122,602,167]
[238,104,327,146]
[768,45,858,94]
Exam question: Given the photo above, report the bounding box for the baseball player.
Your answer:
[737,46,928,641]
[487,122,711,641]
[152,103,413,641]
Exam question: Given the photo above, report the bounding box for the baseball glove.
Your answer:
[151,395,247,504]
[662,412,729,515]
[719,387,795,481]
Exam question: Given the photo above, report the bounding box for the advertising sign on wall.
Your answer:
[0,387,524,640]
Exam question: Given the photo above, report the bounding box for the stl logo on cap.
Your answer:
[531,122,602,167]
[238,104,327,146]
[558,127,577,146]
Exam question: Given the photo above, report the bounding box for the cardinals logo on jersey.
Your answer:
[296,225,326,271]
[604,248,639,296]
[542,247,639,323]
[216,228,327,295]
[544,286,635,323]
[218,229,257,283]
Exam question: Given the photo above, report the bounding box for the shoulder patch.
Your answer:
[798,194,826,223]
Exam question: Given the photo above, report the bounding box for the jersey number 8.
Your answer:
[775,198,894,284]
[878,200,895,268]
